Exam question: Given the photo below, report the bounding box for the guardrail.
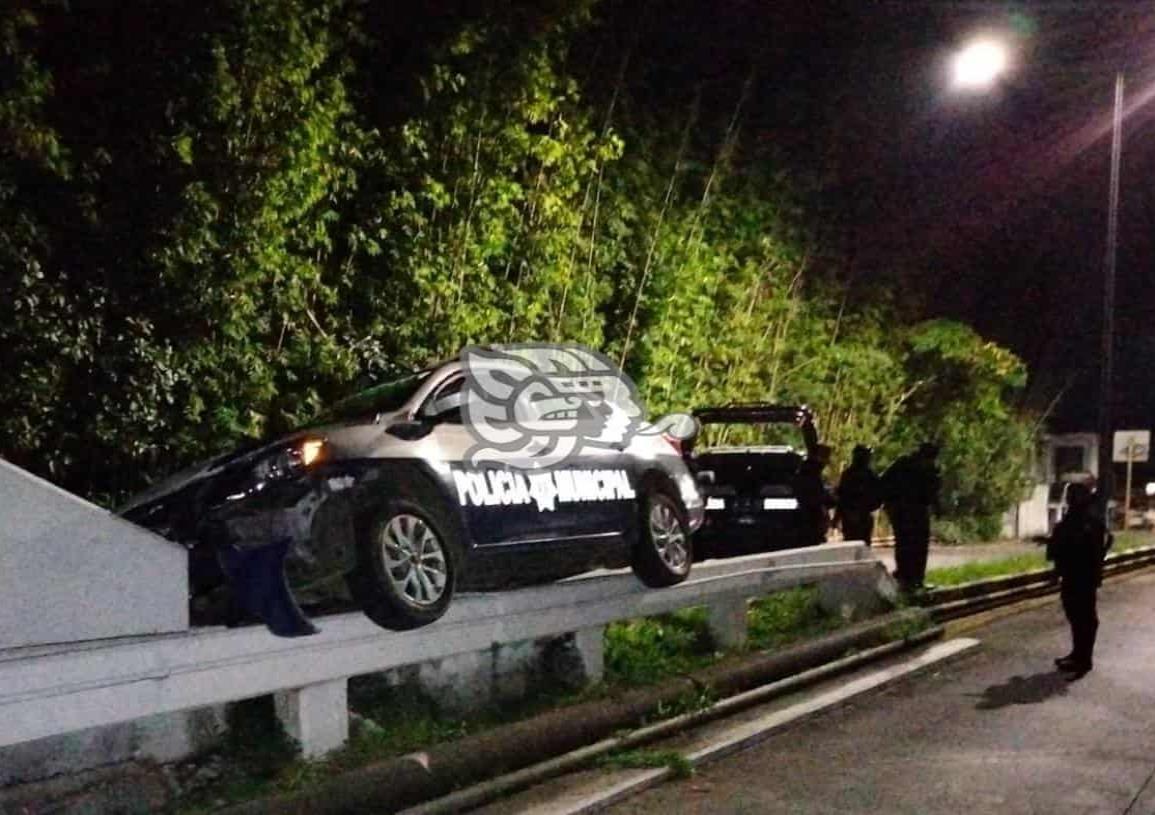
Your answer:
[0,542,888,758]
[926,544,1155,621]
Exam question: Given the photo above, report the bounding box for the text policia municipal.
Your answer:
[452,467,637,512]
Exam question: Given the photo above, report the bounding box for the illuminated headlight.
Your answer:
[1146,482,1155,497]
[706,497,726,511]
[252,438,326,482]
[763,498,799,511]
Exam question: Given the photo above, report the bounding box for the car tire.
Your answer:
[346,495,462,631]
[631,487,693,588]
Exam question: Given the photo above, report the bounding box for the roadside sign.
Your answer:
[1113,430,1150,463]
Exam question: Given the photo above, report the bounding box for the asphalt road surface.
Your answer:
[603,569,1155,815]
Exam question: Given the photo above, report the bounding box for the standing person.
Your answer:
[795,444,835,547]
[835,445,883,544]
[882,442,941,592]
[1045,482,1111,679]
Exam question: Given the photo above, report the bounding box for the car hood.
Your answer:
[118,434,304,515]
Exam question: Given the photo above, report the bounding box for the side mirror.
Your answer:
[385,419,433,441]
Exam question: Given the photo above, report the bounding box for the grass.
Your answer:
[604,607,716,686]
[596,748,694,779]
[923,530,1155,589]
[746,586,843,650]
[173,682,595,814]
[1113,530,1155,553]
[925,552,1049,587]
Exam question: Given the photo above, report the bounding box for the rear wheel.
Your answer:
[631,488,693,587]
[347,497,460,630]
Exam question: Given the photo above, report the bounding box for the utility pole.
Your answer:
[1098,72,1123,525]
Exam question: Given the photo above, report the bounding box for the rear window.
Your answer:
[696,421,808,452]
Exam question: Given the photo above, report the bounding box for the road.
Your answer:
[602,570,1155,815]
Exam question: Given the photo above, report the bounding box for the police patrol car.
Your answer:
[121,345,704,637]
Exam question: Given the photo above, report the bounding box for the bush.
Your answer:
[604,608,715,686]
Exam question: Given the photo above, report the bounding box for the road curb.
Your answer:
[530,638,981,815]
[399,625,948,815]
[927,545,1155,621]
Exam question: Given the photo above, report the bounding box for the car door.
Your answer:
[420,372,635,548]
[416,373,576,548]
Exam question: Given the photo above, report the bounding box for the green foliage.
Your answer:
[1113,531,1155,553]
[890,319,1036,538]
[925,553,1049,587]
[604,607,715,686]
[876,610,934,642]
[0,0,1036,534]
[596,748,694,778]
[746,586,841,651]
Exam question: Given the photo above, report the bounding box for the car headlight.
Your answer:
[251,438,326,482]
[706,497,726,511]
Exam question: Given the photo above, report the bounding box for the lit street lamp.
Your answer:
[952,39,1009,90]
[950,37,1122,524]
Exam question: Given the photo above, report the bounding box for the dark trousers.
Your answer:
[1060,580,1098,664]
[888,504,930,589]
[841,511,874,545]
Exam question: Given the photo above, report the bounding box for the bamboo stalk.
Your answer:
[617,94,698,370]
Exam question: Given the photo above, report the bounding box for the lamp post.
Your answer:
[951,38,1122,524]
[1099,73,1123,526]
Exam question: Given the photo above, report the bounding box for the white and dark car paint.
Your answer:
[121,353,704,637]
[684,404,820,556]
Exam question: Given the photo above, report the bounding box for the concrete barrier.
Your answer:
[0,542,890,758]
[0,459,187,650]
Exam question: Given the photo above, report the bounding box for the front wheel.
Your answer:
[631,489,693,588]
[346,498,460,630]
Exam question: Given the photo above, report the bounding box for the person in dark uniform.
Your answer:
[1044,482,1111,679]
[795,444,835,547]
[881,442,941,592]
[835,445,883,545]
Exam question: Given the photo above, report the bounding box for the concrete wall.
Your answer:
[373,636,561,714]
[0,459,188,650]
[0,706,226,787]
[1003,484,1050,539]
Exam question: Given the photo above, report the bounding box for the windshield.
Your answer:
[313,370,432,424]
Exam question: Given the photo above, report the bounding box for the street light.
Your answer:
[952,39,1009,90]
[949,37,1122,525]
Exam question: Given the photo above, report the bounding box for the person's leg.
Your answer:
[891,509,915,590]
[843,513,869,544]
[1058,584,1078,663]
[1070,585,1098,667]
[911,509,931,587]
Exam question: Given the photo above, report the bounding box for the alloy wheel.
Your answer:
[380,513,449,607]
[649,499,689,574]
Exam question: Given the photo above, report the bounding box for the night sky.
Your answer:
[817,2,1154,437]
[622,1,1155,436]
